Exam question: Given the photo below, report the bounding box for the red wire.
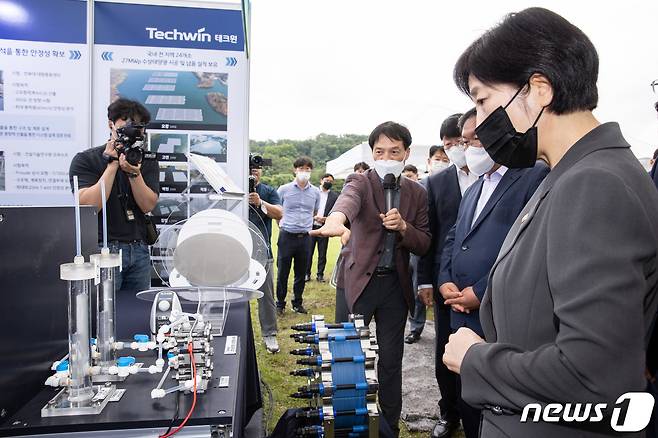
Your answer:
[160,342,197,438]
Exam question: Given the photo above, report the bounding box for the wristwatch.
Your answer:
[127,171,140,179]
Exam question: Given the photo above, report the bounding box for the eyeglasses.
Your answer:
[652,80,658,94]
[459,139,481,147]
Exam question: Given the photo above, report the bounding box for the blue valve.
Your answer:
[133,334,149,343]
[56,360,69,372]
[117,356,136,367]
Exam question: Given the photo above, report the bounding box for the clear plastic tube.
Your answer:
[68,278,94,403]
[73,175,82,258]
[163,383,188,395]
[97,266,117,370]
[100,177,107,250]
[155,365,171,390]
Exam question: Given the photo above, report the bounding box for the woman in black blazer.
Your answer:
[442,7,658,437]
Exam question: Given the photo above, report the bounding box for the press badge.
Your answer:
[125,208,135,222]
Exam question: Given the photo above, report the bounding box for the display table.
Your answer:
[0,302,262,438]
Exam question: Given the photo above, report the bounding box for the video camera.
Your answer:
[249,153,272,193]
[115,121,154,166]
[249,153,272,170]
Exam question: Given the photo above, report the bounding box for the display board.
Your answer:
[93,0,249,225]
[0,0,249,219]
[0,0,89,205]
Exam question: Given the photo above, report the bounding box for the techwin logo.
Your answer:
[146,27,212,42]
[521,392,655,432]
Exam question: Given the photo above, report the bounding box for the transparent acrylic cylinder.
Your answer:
[96,265,117,370]
[68,277,94,403]
[43,261,114,417]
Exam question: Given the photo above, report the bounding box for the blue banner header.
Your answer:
[0,0,86,44]
[94,2,244,52]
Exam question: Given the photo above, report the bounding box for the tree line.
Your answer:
[250,133,368,190]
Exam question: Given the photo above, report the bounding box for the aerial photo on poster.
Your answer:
[190,133,227,162]
[149,132,189,162]
[159,162,189,194]
[111,69,228,131]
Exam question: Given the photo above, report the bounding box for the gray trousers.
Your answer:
[353,272,408,436]
[257,259,278,337]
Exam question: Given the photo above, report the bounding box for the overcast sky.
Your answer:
[246,0,658,158]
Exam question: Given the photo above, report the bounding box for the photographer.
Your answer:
[69,98,159,338]
[248,155,283,353]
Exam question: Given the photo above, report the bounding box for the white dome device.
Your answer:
[173,209,253,287]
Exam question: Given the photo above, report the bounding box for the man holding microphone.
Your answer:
[311,121,430,436]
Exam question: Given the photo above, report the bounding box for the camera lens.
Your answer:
[125,147,143,166]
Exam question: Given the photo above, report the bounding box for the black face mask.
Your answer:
[475,84,545,169]
[322,181,333,190]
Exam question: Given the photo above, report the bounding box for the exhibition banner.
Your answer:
[0,0,89,205]
[0,0,249,218]
[93,1,248,225]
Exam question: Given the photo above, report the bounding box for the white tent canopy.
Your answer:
[325,142,433,179]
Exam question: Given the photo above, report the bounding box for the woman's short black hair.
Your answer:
[368,121,412,149]
[353,162,370,171]
[293,156,313,169]
[107,98,151,124]
[440,113,463,139]
[454,7,599,115]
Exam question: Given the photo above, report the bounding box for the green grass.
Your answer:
[249,224,432,437]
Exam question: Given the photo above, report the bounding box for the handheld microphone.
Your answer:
[380,174,398,271]
[383,174,396,215]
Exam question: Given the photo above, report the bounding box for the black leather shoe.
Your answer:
[431,418,458,438]
[292,305,308,314]
[316,275,325,282]
[304,274,311,282]
[404,331,421,344]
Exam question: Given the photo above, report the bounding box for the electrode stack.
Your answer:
[288,315,379,438]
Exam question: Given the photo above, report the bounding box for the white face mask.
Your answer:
[374,159,405,179]
[430,160,451,174]
[445,145,467,169]
[295,171,311,182]
[465,146,495,177]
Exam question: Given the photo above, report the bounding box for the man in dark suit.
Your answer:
[416,114,479,438]
[436,109,548,438]
[311,121,430,436]
[306,173,339,282]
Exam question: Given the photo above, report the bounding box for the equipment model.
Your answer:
[288,314,379,438]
